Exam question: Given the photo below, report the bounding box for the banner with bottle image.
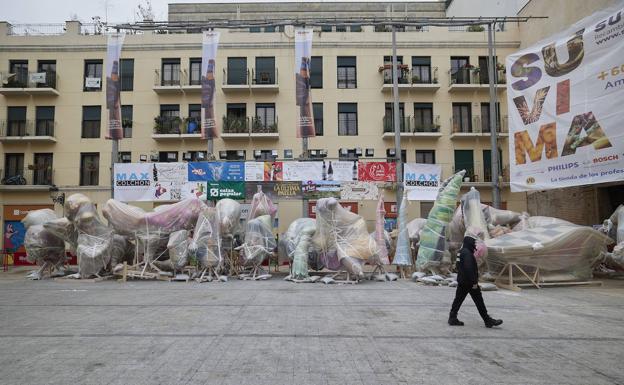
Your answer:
[105,33,124,140]
[201,31,220,139]
[294,28,315,138]
[506,4,624,191]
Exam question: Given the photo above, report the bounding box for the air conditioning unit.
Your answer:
[183,152,192,161]
[253,150,262,159]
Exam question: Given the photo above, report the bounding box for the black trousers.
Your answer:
[450,284,489,320]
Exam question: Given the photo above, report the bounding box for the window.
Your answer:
[224,103,247,133]
[254,57,275,85]
[160,58,180,86]
[36,106,55,136]
[156,104,180,134]
[321,25,333,32]
[337,57,356,89]
[227,57,247,85]
[37,60,56,88]
[387,149,407,163]
[121,105,132,138]
[264,26,276,33]
[450,56,470,84]
[189,58,201,85]
[33,153,53,185]
[254,103,276,133]
[84,59,103,91]
[313,103,323,136]
[414,103,435,132]
[383,56,406,84]
[483,149,503,182]
[186,104,201,134]
[4,153,24,180]
[335,25,347,32]
[184,151,207,161]
[478,56,498,84]
[452,103,472,133]
[350,25,362,32]
[416,150,436,164]
[159,152,178,162]
[120,58,134,91]
[338,103,357,136]
[454,150,475,181]
[80,153,99,186]
[82,106,101,138]
[480,102,501,133]
[310,56,323,88]
[384,102,406,133]
[7,106,27,136]
[411,57,431,84]
[249,27,261,33]
[8,60,28,87]
[118,152,131,163]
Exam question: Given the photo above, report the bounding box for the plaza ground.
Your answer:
[1,269,623,385]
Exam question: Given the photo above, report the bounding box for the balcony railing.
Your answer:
[449,67,506,86]
[383,116,411,133]
[413,115,441,133]
[153,116,183,135]
[251,68,278,85]
[1,71,58,89]
[1,168,54,186]
[452,116,508,134]
[154,69,183,87]
[483,164,510,183]
[250,116,278,133]
[223,68,250,86]
[381,66,439,85]
[222,116,249,134]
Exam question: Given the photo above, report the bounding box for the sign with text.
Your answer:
[308,201,358,218]
[506,4,624,191]
[188,162,244,182]
[340,181,380,200]
[301,180,341,199]
[403,163,442,201]
[358,162,397,182]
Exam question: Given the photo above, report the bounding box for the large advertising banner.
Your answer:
[403,163,442,201]
[301,180,341,199]
[207,182,245,200]
[105,33,124,140]
[294,28,315,138]
[320,160,358,182]
[201,31,220,139]
[283,161,323,181]
[244,162,265,181]
[245,182,303,200]
[188,162,245,182]
[340,182,380,200]
[506,4,624,191]
[114,163,187,202]
[358,162,397,182]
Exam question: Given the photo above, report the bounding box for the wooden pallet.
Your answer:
[494,262,602,291]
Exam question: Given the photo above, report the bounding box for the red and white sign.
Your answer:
[357,162,397,182]
[308,201,358,218]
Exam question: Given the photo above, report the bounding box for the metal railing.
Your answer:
[222,116,249,133]
[7,23,65,36]
[153,116,183,134]
[250,116,278,133]
[478,115,509,134]
[483,164,510,183]
[222,68,250,86]
[252,68,278,85]
[0,120,55,137]
[1,71,58,88]
[0,168,54,185]
[153,68,183,87]
[382,66,439,85]
[413,115,441,133]
[449,67,506,86]
[382,116,411,133]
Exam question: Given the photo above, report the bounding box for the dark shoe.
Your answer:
[448,316,464,326]
[484,317,503,328]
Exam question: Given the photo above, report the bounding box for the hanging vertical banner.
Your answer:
[506,4,624,191]
[294,28,315,138]
[105,33,124,140]
[201,31,220,139]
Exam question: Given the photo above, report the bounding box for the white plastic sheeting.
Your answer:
[392,192,411,266]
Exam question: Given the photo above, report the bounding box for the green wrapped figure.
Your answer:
[416,170,466,274]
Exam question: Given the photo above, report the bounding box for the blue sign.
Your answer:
[188,162,245,182]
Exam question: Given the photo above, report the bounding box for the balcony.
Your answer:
[413,115,442,137]
[0,71,59,96]
[382,115,411,137]
[251,68,279,92]
[151,116,202,140]
[0,168,55,191]
[153,69,183,94]
[450,116,508,139]
[382,115,442,139]
[380,66,439,92]
[222,68,250,93]
[221,116,279,139]
[0,120,56,142]
[448,67,506,92]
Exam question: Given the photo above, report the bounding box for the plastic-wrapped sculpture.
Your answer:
[373,194,390,267]
[461,188,490,240]
[407,218,427,257]
[603,205,624,270]
[416,170,465,274]
[43,217,78,254]
[313,197,377,281]
[189,206,224,281]
[215,198,242,240]
[21,209,67,280]
[392,191,412,271]
[281,218,320,281]
[237,190,276,280]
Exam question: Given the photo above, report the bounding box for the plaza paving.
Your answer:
[1,270,623,385]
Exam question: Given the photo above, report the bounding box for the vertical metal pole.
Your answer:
[302,137,308,218]
[207,138,214,159]
[111,139,118,198]
[487,23,501,208]
[391,25,403,206]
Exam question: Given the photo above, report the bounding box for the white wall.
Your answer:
[446,0,530,17]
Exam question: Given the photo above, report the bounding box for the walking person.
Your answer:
[449,234,503,328]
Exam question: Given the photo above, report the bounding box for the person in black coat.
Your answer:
[449,235,503,328]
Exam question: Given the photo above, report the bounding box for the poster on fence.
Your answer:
[301,180,341,199]
[340,181,380,200]
[283,161,323,181]
[244,162,265,181]
[506,4,624,191]
[206,181,245,200]
[358,162,397,182]
[246,182,303,200]
[403,163,442,201]
[322,160,358,182]
[188,162,245,182]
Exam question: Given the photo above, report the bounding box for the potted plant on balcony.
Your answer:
[411,74,420,84]
[467,25,485,32]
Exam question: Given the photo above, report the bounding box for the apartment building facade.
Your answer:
[0,2,526,238]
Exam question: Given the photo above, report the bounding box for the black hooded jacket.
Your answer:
[456,236,479,287]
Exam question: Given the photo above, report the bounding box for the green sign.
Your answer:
[207,182,245,200]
